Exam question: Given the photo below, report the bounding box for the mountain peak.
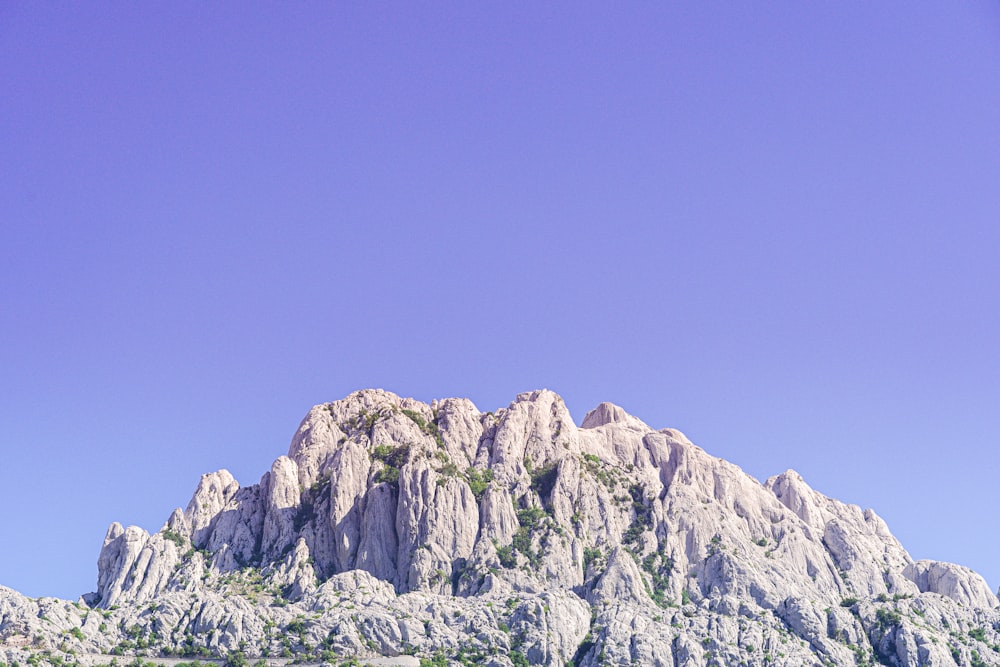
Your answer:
[581,401,627,427]
[2,388,997,667]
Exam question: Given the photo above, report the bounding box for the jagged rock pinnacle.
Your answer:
[1,388,997,667]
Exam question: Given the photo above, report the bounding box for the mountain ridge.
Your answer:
[2,388,998,667]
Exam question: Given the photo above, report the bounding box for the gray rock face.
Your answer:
[3,388,999,667]
[903,559,997,609]
[184,469,240,546]
[96,522,184,607]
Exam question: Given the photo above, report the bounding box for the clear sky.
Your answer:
[2,3,999,601]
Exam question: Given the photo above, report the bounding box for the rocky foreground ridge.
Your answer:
[3,389,1000,667]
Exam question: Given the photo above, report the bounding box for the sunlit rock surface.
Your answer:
[2,388,998,666]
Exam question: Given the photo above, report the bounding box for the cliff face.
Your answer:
[3,389,999,667]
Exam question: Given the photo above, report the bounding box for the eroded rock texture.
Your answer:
[3,389,998,667]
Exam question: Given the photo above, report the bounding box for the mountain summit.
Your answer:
[2,389,998,666]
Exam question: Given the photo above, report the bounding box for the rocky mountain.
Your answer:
[2,388,999,667]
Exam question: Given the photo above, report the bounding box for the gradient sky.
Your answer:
[2,3,999,601]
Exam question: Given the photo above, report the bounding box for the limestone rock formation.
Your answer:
[903,560,997,610]
[2,388,999,667]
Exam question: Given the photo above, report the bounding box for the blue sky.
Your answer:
[2,3,999,600]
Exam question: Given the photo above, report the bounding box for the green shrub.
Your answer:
[583,546,603,574]
[465,468,494,500]
[401,409,427,430]
[438,461,460,478]
[161,529,186,547]
[581,453,620,489]
[371,443,410,487]
[876,607,902,629]
[375,466,400,486]
[497,544,517,568]
[516,507,546,530]
[529,462,559,497]
[511,528,534,563]
[642,552,674,608]
[372,443,409,466]
[224,651,248,667]
[371,444,395,461]
[402,409,445,447]
[419,650,448,667]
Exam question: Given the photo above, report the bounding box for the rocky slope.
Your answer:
[3,389,999,667]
